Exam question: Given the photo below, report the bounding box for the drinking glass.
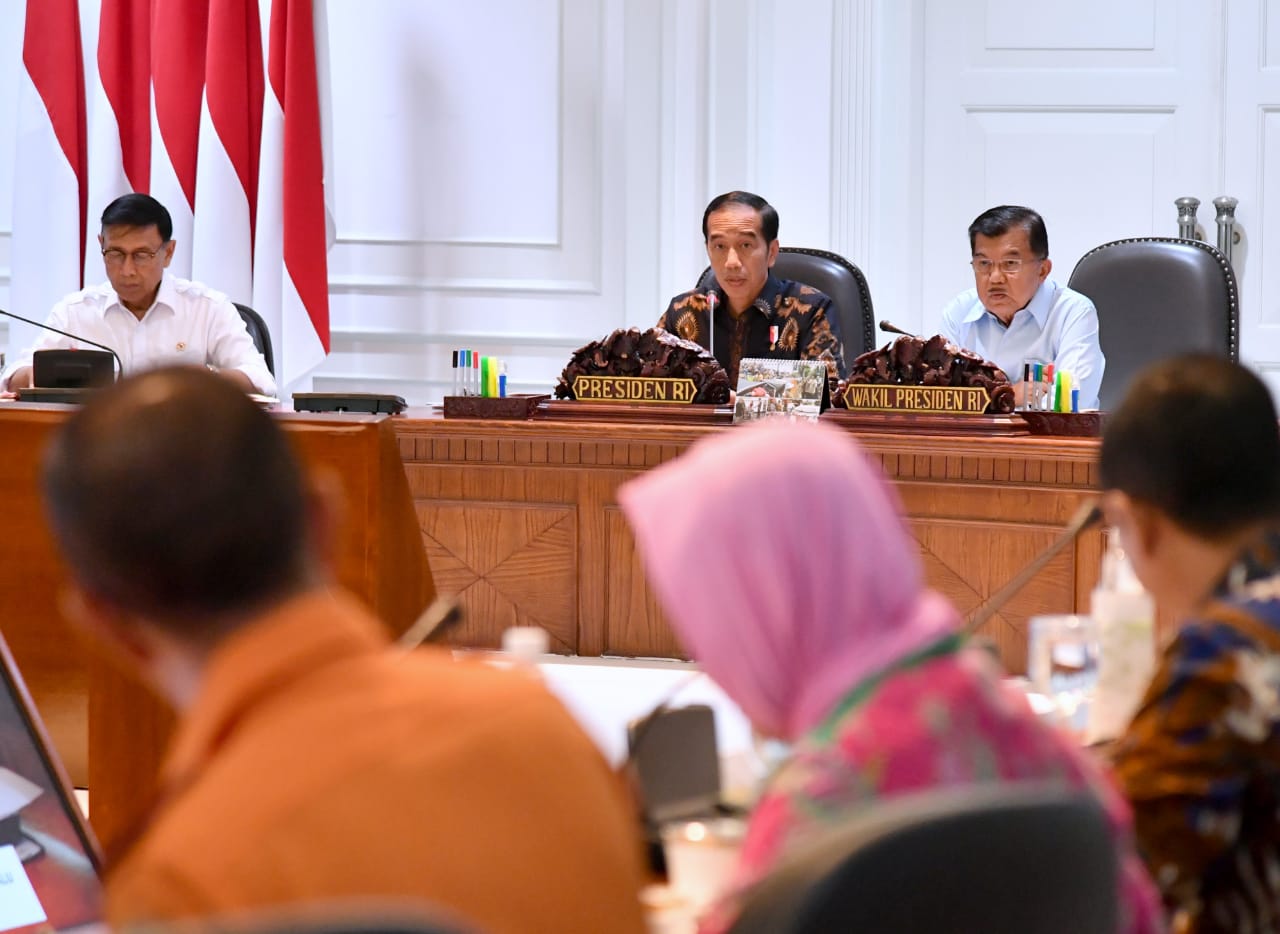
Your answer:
[1028,614,1099,736]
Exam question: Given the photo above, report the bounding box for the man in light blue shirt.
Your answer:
[939,205,1104,410]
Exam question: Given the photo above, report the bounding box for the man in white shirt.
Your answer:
[3,193,276,396]
[938,205,1103,410]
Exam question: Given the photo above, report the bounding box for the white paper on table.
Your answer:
[0,844,46,929]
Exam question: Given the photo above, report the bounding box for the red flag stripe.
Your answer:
[23,0,86,275]
[205,0,264,236]
[151,0,209,210]
[97,0,150,193]
[203,0,263,232]
[269,0,329,351]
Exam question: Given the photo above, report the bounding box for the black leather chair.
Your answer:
[1067,237,1238,411]
[727,785,1119,934]
[234,302,276,376]
[696,247,876,367]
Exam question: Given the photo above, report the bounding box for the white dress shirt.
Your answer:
[938,279,1104,410]
[3,275,276,395]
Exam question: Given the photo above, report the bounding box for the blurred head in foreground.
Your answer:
[619,418,957,741]
[41,367,651,933]
[1100,354,1280,621]
[619,419,1162,932]
[41,366,328,700]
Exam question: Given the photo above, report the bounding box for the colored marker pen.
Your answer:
[499,361,507,398]
[451,350,458,397]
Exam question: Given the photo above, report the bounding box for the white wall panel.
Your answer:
[968,108,1177,278]
[329,0,560,245]
[752,0,833,248]
[984,0,1156,51]
[921,0,1221,337]
[1267,2,1280,70]
[1251,110,1280,333]
[321,0,613,401]
[1226,1,1280,379]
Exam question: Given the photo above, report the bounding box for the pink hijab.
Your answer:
[618,419,959,742]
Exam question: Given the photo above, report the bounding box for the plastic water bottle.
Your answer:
[1086,534,1155,743]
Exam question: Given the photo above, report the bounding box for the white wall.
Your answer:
[0,0,919,401]
[1,1,1265,403]
[314,0,920,402]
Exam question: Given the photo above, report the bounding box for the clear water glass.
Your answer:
[1028,614,1099,736]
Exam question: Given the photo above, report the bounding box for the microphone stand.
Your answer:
[0,308,124,382]
[706,292,717,362]
[963,498,1104,637]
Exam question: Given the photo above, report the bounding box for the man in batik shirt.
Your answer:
[657,191,843,385]
[1101,354,1280,933]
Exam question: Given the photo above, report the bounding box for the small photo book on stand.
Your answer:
[732,358,827,424]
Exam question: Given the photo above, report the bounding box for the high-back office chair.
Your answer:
[727,786,1119,934]
[234,302,276,376]
[696,247,877,364]
[1067,237,1238,410]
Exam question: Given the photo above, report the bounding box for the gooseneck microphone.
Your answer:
[878,320,918,338]
[0,307,124,382]
[963,498,1105,637]
[396,596,464,651]
[706,291,718,362]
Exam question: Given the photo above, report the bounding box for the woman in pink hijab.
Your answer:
[618,419,1161,934]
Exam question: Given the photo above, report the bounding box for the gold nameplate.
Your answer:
[844,384,989,416]
[573,375,698,404]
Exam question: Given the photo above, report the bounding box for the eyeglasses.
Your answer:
[101,246,166,267]
[970,257,1041,276]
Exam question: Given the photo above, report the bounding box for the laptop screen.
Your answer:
[0,633,102,932]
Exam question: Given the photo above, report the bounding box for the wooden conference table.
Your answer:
[0,405,434,849]
[0,400,1098,851]
[393,408,1105,675]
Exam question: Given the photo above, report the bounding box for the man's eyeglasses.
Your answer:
[102,246,166,267]
[970,257,1041,276]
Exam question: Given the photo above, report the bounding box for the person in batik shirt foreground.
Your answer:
[618,419,1162,934]
[1102,355,1280,933]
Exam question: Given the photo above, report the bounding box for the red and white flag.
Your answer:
[253,0,330,388]
[190,0,263,305]
[150,0,209,280]
[84,0,151,282]
[10,0,86,357]
[12,0,331,388]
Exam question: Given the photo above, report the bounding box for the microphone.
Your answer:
[706,291,717,361]
[0,307,124,383]
[397,596,464,651]
[963,497,1105,637]
[879,320,917,338]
